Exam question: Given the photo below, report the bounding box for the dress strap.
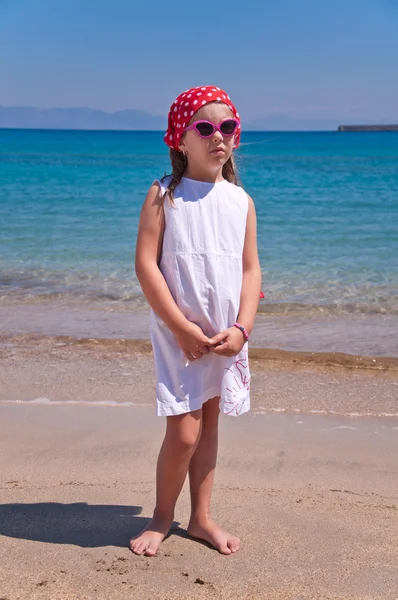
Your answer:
[153,175,173,197]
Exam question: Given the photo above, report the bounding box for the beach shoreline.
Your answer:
[2,331,398,372]
[1,298,398,359]
[1,332,398,419]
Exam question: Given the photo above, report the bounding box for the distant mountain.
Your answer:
[0,106,167,130]
[0,106,394,132]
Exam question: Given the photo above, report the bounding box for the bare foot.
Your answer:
[187,518,240,555]
[129,515,172,556]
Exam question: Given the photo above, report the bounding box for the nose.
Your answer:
[212,128,223,142]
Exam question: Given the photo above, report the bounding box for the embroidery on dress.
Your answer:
[221,348,250,416]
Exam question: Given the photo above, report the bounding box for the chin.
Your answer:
[209,153,231,164]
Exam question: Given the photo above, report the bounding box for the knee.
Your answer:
[174,429,200,454]
[165,419,201,455]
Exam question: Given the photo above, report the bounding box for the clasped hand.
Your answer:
[174,321,246,361]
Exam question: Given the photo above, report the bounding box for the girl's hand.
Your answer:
[208,327,246,357]
[174,322,214,361]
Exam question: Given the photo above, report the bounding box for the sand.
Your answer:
[0,334,397,599]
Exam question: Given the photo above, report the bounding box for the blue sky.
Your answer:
[1,0,398,122]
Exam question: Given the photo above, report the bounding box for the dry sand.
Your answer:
[0,334,397,599]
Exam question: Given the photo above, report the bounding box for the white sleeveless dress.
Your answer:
[149,175,251,417]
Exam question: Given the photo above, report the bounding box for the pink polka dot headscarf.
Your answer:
[165,85,241,151]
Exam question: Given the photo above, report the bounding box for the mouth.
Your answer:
[210,148,226,154]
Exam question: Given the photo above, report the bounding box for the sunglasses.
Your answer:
[184,118,240,138]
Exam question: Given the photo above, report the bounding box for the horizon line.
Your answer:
[0,126,341,133]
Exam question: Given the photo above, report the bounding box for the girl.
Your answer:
[131,85,261,557]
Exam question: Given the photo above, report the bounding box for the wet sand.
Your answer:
[1,299,398,357]
[1,333,398,418]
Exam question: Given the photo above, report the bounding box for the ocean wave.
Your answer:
[1,398,397,420]
[1,269,398,317]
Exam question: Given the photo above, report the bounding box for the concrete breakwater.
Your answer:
[338,124,398,131]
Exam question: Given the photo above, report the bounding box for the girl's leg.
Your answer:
[187,396,240,554]
[130,409,202,556]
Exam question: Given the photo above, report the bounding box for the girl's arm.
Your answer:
[135,183,213,359]
[135,183,188,333]
[209,194,261,355]
[236,193,262,334]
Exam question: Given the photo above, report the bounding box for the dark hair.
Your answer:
[161,149,239,204]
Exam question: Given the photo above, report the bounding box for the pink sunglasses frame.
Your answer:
[184,118,240,138]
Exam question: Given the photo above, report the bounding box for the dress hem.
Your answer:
[156,386,222,416]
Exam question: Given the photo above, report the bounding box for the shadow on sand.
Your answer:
[0,502,184,548]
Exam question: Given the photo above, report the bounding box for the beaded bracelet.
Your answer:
[233,322,250,342]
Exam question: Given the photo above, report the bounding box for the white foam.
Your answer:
[1,399,397,419]
[320,426,358,431]
[0,398,154,407]
[253,406,398,418]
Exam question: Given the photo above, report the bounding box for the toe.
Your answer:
[228,536,241,553]
[130,543,143,555]
[130,537,147,555]
[219,542,232,555]
[145,541,159,556]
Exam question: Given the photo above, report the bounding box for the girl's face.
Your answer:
[178,102,237,172]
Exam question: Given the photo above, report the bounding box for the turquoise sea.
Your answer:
[1,128,397,356]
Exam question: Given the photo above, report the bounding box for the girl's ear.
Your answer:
[179,131,189,154]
